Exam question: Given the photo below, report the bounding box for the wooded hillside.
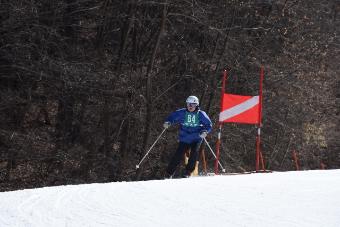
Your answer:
[0,0,339,191]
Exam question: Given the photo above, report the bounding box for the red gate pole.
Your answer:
[215,124,222,174]
[292,150,300,170]
[260,150,266,171]
[215,70,227,174]
[256,66,264,172]
[256,132,260,171]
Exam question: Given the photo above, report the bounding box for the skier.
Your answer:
[163,95,212,178]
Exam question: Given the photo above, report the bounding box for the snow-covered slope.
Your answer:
[0,170,339,227]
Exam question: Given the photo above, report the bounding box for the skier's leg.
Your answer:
[185,141,202,175]
[166,142,189,176]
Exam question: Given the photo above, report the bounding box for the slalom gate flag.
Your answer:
[215,68,265,174]
[219,93,260,124]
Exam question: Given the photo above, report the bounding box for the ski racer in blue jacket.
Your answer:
[163,95,212,177]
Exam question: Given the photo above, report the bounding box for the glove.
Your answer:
[199,130,208,139]
[163,121,171,129]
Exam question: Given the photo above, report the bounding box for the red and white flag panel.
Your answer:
[219,93,260,124]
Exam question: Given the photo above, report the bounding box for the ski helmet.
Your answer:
[186,95,199,105]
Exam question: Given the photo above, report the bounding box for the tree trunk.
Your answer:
[136,2,167,180]
[115,0,136,71]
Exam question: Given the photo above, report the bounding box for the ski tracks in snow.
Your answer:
[1,170,340,227]
[0,185,122,227]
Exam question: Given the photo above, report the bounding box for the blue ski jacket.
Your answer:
[165,108,212,143]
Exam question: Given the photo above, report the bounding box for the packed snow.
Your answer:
[0,170,339,227]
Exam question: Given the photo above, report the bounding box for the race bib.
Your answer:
[183,112,199,127]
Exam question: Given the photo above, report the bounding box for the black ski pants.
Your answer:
[166,141,202,176]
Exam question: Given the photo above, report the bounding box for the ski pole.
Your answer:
[203,137,226,173]
[136,128,167,169]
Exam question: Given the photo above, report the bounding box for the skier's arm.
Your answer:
[165,109,184,125]
[200,111,212,133]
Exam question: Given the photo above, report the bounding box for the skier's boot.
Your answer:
[164,171,173,179]
[182,170,191,178]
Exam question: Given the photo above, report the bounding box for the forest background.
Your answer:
[0,0,339,191]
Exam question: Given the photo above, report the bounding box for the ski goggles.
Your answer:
[187,103,198,108]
